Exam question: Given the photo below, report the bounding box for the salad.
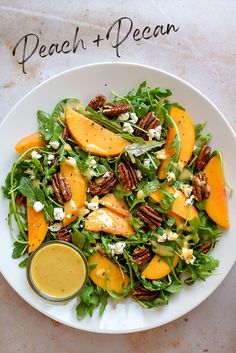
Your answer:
[3,81,230,319]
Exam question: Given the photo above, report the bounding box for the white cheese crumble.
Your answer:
[48,222,63,232]
[118,112,129,121]
[184,194,195,205]
[33,201,44,213]
[130,112,139,124]
[157,234,167,243]
[65,156,77,168]
[89,158,97,169]
[49,141,60,150]
[108,242,126,256]
[143,158,151,169]
[123,122,134,134]
[155,149,167,160]
[31,151,42,159]
[181,246,196,264]
[163,229,178,241]
[85,200,99,211]
[135,169,143,181]
[181,184,193,198]
[53,207,65,221]
[48,154,55,161]
[147,125,162,140]
[166,172,176,182]
[103,171,111,178]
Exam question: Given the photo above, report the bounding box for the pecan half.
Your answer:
[103,103,131,117]
[52,173,72,204]
[132,285,159,300]
[88,94,107,111]
[118,161,138,190]
[133,247,153,265]
[61,127,70,141]
[15,193,26,206]
[195,145,211,171]
[192,172,211,201]
[196,242,213,254]
[137,205,162,228]
[57,227,72,242]
[89,172,118,196]
[134,112,160,140]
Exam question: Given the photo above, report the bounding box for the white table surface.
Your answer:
[0,1,236,352]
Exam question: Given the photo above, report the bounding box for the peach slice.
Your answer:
[15,132,44,154]
[158,107,195,179]
[142,254,179,280]
[27,199,48,253]
[65,107,130,157]
[60,161,87,227]
[88,251,129,293]
[99,193,130,218]
[150,186,198,220]
[84,207,134,237]
[203,154,229,228]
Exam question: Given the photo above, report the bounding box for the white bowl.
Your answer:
[0,62,235,333]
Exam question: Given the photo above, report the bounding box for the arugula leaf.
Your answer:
[37,110,54,140]
[125,141,164,157]
[19,177,37,201]
[159,188,175,213]
[12,241,28,259]
[194,122,207,139]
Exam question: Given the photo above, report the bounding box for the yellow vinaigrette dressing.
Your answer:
[28,242,88,300]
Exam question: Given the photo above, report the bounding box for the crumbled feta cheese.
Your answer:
[130,112,139,124]
[184,194,195,205]
[135,169,142,181]
[45,128,49,132]
[89,158,97,169]
[87,188,90,193]
[181,246,195,264]
[157,233,167,243]
[49,141,60,150]
[48,222,63,232]
[86,196,99,211]
[155,149,167,160]
[103,171,111,178]
[65,157,77,168]
[123,122,134,134]
[118,112,129,121]
[31,151,42,159]
[166,172,176,182]
[147,125,162,140]
[143,158,151,169]
[181,184,193,198]
[163,229,178,241]
[53,207,65,221]
[33,201,44,213]
[108,242,126,256]
[48,154,55,161]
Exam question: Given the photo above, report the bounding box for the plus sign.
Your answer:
[93,34,104,47]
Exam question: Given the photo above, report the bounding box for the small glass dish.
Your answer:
[26,240,88,303]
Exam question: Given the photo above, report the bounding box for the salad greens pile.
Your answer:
[3,81,222,320]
